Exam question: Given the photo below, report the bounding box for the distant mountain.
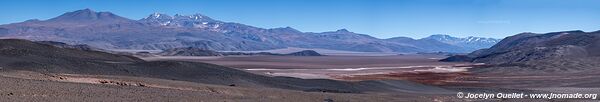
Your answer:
[385,37,469,53]
[140,13,219,29]
[47,9,134,24]
[0,9,498,53]
[421,34,501,52]
[442,30,600,73]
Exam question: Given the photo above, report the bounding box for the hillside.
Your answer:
[442,30,600,73]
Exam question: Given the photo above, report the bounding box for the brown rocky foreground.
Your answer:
[0,70,456,102]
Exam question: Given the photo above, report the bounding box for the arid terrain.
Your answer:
[143,53,600,102]
[1,39,599,101]
[142,54,475,80]
[2,3,600,101]
[0,39,466,101]
[0,70,453,102]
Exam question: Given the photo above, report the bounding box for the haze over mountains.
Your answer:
[0,9,500,53]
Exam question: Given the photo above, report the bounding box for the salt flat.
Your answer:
[144,54,475,80]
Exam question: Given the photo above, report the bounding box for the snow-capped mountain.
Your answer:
[140,13,173,25]
[421,34,501,51]
[140,13,223,30]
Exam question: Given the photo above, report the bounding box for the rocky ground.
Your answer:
[0,70,452,102]
[2,39,600,101]
[149,54,600,102]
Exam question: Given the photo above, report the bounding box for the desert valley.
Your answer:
[1,4,600,102]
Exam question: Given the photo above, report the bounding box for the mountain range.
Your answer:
[0,9,500,53]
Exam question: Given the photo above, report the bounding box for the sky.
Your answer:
[1,0,600,39]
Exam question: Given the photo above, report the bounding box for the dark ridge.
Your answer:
[158,47,223,56]
[439,55,472,62]
[285,50,323,56]
[0,39,142,62]
[35,41,97,51]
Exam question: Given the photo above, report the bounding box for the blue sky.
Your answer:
[1,0,600,39]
